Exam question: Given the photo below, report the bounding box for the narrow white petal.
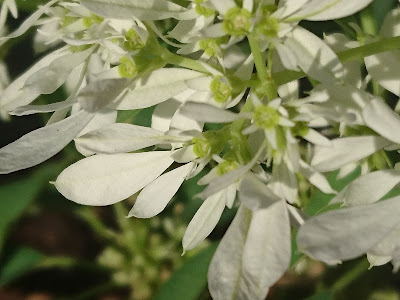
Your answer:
[129,162,194,218]
[239,173,280,211]
[311,136,391,172]
[363,98,400,144]
[299,160,336,195]
[208,206,252,300]
[182,190,226,251]
[284,27,344,83]
[0,111,93,174]
[180,102,241,123]
[297,195,400,263]
[76,123,180,154]
[330,169,400,206]
[116,69,204,110]
[55,151,174,206]
[241,200,291,300]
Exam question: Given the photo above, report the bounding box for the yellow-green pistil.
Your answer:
[223,7,252,36]
[210,76,232,103]
[254,105,280,129]
[124,29,144,51]
[118,57,137,78]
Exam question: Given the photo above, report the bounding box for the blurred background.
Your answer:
[1,0,400,299]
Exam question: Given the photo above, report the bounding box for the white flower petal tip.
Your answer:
[128,162,194,218]
[55,151,174,206]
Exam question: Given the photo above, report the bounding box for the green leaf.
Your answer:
[0,0,49,12]
[154,243,218,300]
[0,247,44,286]
[306,291,334,300]
[0,166,61,255]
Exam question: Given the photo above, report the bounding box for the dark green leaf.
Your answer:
[154,243,218,300]
[0,247,44,286]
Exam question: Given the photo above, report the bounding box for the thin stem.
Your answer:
[248,35,269,82]
[331,259,369,293]
[161,49,211,74]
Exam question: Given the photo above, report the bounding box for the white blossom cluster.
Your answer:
[1,0,400,298]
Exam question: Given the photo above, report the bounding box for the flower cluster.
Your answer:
[1,0,400,299]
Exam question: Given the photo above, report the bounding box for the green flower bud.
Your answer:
[83,13,103,28]
[210,76,232,103]
[223,7,252,36]
[254,105,280,129]
[291,121,310,137]
[217,160,238,175]
[192,137,211,158]
[124,28,145,51]
[195,5,216,17]
[118,57,137,78]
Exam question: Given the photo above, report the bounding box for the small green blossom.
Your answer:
[210,76,232,103]
[291,121,310,137]
[195,5,216,17]
[82,13,103,28]
[254,105,280,129]
[217,160,238,175]
[124,29,145,51]
[193,137,211,158]
[118,57,137,78]
[223,7,252,36]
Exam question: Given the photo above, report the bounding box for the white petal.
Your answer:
[311,136,391,172]
[82,0,196,20]
[11,98,77,116]
[239,173,281,211]
[75,123,180,154]
[330,169,400,206]
[182,190,226,251]
[180,102,241,123]
[284,27,344,83]
[241,200,291,300]
[0,111,93,174]
[129,162,193,218]
[299,160,337,195]
[208,206,252,300]
[292,0,374,21]
[116,69,204,110]
[78,78,130,113]
[297,195,400,263]
[303,129,331,146]
[363,98,400,144]
[55,151,174,206]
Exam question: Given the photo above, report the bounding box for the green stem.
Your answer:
[161,50,211,74]
[360,6,378,36]
[331,259,369,293]
[248,35,269,82]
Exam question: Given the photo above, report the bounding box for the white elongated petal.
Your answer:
[23,47,94,95]
[239,173,280,211]
[365,51,400,97]
[284,27,344,83]
[269,160,298,204]
[82,0,196,20]
[55,151,174,206]
[297,195,400,263]
[303,129,331,146]
[330,169,400,206]
[128,162,194,218]
[0,0,59,45]
[11,98,77,116]
[363,98,400,144]
[292,0,374,21]
[241,201,291,300]
[367,224,400,260]
[197,149,262,199]
[0,111,93,174]
[208,206,252,300]
[182,190,226,251]
[79,78,130,113]
[75,123,180,154]
[0,48,68,111]
[311,136,391,172]
[299,160,336,195]
[180,102,241,123]
[116,69,204,110]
